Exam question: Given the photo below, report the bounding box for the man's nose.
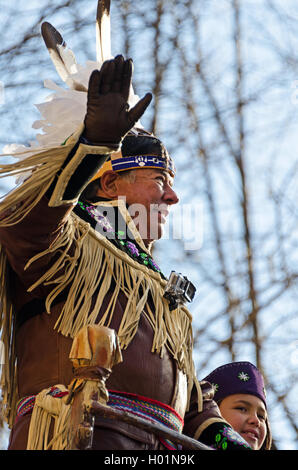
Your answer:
[163,185,179,205]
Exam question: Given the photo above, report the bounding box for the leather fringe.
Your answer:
[26,385,71,450]
[0,138,200,428]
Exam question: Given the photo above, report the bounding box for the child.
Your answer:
[203,362,272,450]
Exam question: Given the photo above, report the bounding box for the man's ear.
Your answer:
[96,171,120,199]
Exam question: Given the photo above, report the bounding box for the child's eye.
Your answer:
[235,407,247,412]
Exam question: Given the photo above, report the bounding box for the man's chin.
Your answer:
[141,225,164,247]
[151,223,164,241]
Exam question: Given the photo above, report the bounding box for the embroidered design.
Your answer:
[16,387,69,421]
[77,201,113,233]
[15,395,36,420]
[109,154,176,174]
[212,383,219,393]
[108,390,184,451]
[213,425,251,450]
[124,240,139,257]
[136,156,147,166]
[238,371,250,381]
[77,201,163,275]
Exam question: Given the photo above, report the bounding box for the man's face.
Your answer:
[114,168,179,246]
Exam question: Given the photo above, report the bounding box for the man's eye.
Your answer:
[156,177,165,184]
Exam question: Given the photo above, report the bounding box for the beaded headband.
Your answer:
[90,131,176,181]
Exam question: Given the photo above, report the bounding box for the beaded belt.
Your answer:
[16,387,69,422]
[108,390,184,450]
[16,388,184,450]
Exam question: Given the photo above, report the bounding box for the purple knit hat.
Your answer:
[203,362,267,408]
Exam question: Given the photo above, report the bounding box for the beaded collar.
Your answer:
[76,200,165,278]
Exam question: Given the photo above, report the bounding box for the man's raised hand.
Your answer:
[83,55,152,146]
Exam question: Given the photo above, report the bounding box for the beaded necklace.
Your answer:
[77,200,164,277]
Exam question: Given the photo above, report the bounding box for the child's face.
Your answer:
[219,393,267,450]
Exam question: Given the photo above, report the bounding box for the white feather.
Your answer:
[2,59,143,184]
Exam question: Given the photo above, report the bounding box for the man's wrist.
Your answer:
[79,135,120,151]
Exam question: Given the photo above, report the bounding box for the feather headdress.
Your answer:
[2,1,141,183]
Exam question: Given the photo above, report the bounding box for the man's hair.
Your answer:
[81,169,136,202]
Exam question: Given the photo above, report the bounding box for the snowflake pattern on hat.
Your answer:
[203,361,267,407]
[238,371,250,382]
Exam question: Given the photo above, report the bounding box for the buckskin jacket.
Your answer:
[0,130,230,450]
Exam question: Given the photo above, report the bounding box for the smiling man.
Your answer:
[89,169,178,248]
[0,45,252,450]
[110,168,178,246]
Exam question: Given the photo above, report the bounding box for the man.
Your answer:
[0,52,251,450]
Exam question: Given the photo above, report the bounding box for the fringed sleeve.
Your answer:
[0,127,198,429]
[0,124,113,292]
[0,125,114,426]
